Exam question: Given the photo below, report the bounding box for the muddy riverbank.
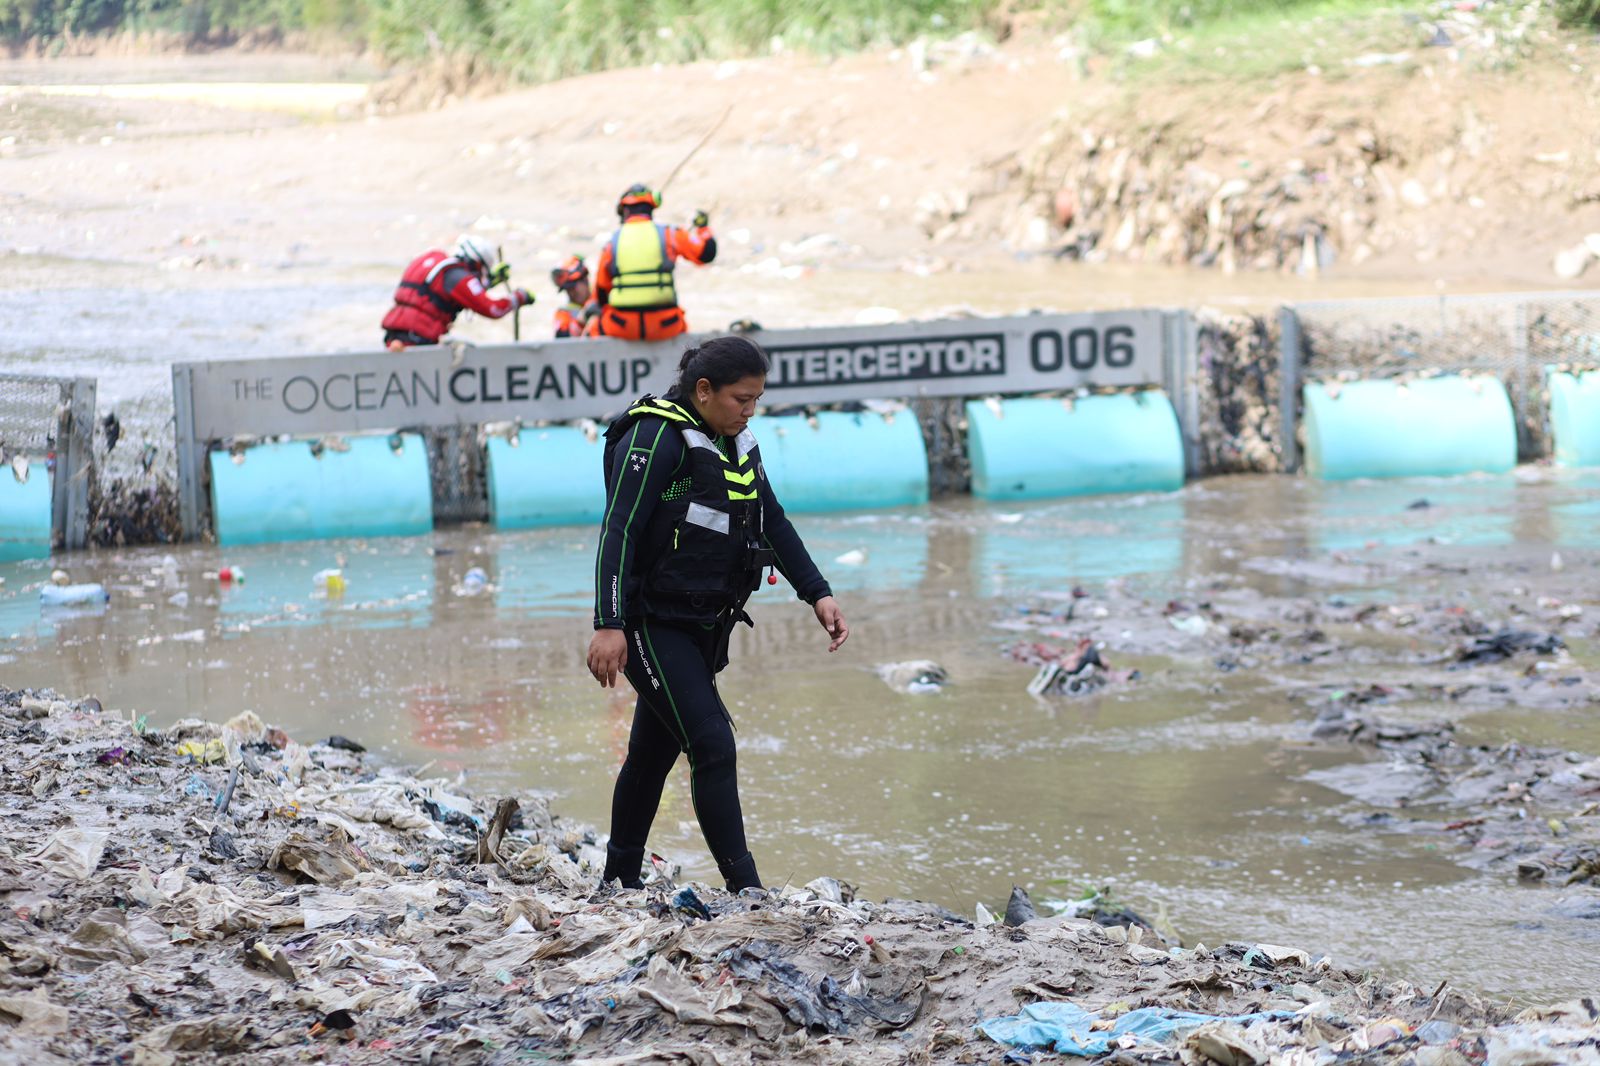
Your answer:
[8,687,1600,1064]
[6,474,1600,1003]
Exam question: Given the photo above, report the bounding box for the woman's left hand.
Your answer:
[813,596,849,652]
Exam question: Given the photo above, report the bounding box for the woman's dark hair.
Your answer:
[670,335,770,396]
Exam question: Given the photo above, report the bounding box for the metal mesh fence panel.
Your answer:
[0,375,67,457]
[427,427,488,525]
[1193,309,1282,474]
[916,397,970,496]
[1292,291,1600,459]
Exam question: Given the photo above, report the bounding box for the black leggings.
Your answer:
[606,619,760,890]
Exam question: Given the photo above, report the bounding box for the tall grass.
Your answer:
[365,0,999,80]
[1,0,999,72]
[0,0,1581,83]
[1,0,354,42]
[1552,0,1600,26]
[1075,0,1441,82]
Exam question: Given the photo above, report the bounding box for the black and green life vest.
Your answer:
[603,395,771,624]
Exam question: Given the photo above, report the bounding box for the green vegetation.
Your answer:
[1080,0,1557,83]
[370,0,1006,83]
[0,0,1002,57]
[1553,0,1600,26]
[2,0,282,41]
[0,0,1576,84]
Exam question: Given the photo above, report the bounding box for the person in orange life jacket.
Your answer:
[593,184,716,341]
[550,255,600,339]
[586,336,849,893]
[381,235,533,350]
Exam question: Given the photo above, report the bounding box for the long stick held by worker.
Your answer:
[659,105,733,198]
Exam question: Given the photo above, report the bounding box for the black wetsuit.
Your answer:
[593,400,831,891]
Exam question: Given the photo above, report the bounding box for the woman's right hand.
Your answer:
[587,628,629,687]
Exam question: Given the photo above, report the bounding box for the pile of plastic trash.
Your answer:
[3,686,1597,1064]
[1307,698,1600,891]
[1007,638,1140,696]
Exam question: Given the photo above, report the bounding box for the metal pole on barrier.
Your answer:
[172,364,204,542]
[49,382,70,553]
[1512,298,1531,461]
[1162,310,1201,478]
[1277,306,1303,474]
[44,377,94,551]
[64,378,95,550]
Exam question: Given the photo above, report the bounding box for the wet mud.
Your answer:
[9,689,1600,1065]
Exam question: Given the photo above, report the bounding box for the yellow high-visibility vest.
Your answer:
[608,222,678,310]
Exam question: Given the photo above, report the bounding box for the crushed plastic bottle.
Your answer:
[459,567,488,596]
[40,583,109,607]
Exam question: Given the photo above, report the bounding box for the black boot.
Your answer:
[717,851,762,893]
[602,843,645,889]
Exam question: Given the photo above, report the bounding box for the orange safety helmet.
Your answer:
[617,183,661,218]
[551,254,589,290]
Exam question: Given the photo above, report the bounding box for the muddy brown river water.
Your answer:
[4,472,1599,1005]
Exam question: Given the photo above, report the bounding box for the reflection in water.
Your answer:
[974,493,1185,596]
[489,531,600,615]
[215,541,434,630]
[0,562,51,641]
[6,474,1600,1002]
[1549,469,1600,551]
[765,511,930,596]
[1306,475,1515,552]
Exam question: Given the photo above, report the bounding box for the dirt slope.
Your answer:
[3,30,1599,339]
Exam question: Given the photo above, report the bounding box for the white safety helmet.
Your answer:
[454,235,497,271]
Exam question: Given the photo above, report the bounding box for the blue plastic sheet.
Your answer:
[978,1001,1294,1056]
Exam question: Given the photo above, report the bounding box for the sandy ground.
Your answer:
[3,29,1599,346]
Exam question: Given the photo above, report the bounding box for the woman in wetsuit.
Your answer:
[586,336,849,892]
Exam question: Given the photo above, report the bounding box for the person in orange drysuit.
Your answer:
[381,235,532,349]
[550,255,600,339]
[593,184,716,341]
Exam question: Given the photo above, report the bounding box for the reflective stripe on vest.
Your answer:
[626,399,757,502]
[608,223,677,310]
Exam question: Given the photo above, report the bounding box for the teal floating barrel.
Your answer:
[486,428,606,529]
[0,463,52,562]
[1548,368,1600,467]
[209,434,432,546]
[966,393,1184,500]
[1303,376,1515,481]
[749,411,928,512]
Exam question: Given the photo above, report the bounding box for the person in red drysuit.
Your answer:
[381,235,533,349]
